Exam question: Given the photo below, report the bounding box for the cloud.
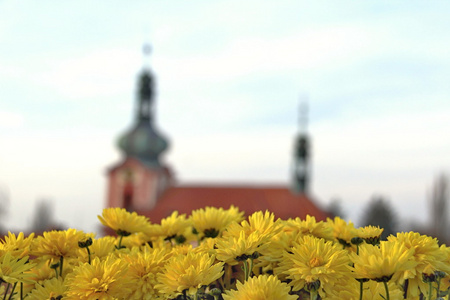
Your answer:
[0,111,25,128]
[155,25,374,84]
[31,48,140,99]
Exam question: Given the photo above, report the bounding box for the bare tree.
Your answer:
[327,197,346,219]
[31,199,54,232]
[360,195,398,240]
[0,184,9,233]
[429,173,448,243]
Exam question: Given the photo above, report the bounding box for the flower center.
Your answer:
[309,257,321,268]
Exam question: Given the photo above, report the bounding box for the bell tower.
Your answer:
[106,46,172,212]
[291,102,310,195]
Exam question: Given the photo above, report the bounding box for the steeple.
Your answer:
[117,46,169,167]
[136,44,153,122]
[291,101,310,194]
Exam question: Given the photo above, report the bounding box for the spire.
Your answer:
[117,45,169,167]
[137,44,154,122]
[137,71,154,121]
[292,101,310,194]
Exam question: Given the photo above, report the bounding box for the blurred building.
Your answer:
[105,62,330,223]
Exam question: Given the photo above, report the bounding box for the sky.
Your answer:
[0,1,449,234]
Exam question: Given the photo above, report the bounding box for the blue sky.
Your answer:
[1,1,449,233]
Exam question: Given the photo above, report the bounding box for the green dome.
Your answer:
[118,121,169,166]
[117,67,169,166]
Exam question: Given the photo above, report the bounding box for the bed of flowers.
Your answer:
[0,206,449,300]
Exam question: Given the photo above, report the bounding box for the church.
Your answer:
[105,59,330,223]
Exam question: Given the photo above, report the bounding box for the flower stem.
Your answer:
[117,235,124,249]
[7,282,17,300]
[427,281,432,300]
[383,281,390,300]
[310,290,317,300]
[20,282,23,300]
[402,279,409,299]
[59,256,64,278]
[86,246,91,264]
[3,283,10,300]
[249,257,254,278]
[436,276,442,299]
[225,263,232,289]
[242,260,249,281]
[359,280,364,300]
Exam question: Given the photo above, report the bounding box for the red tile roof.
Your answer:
[137,184,331,223]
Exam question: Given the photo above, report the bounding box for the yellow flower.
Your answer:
[285,215,334,241]
[439,244,450,294]
[121,246,170,300]
[98,207,152,235]
[156,252,224,298]
[1,231,35,259]
[120,232,150,249]
[190,206,244,239]
[27,277,67,300]
[157,211,192,244]
[257,230,295,275]
[65,255,132,299]
[22,261,55,295]
[31,229,87,265]
[0,252,36,284]
[327,216,357,247]
[222,275,297,300]
[78,236,116,263]
[235,210,282,238]
[277,235,352,298]
[213,211,280,270]
[350,241,416,282]
[169,244,194,257]
[355,225,384,245]
[215,231,269,265]
[193,236,219,256]
[330,279,404,300]
[388,231,449,297]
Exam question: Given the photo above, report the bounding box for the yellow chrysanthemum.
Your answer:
[327,216,357,247]
[222,275,297,300]
[121,246,170,299]
[0,252,36,284]
[218,210,281,266]
[329,279,404,300]
[22,261,55,295]
[350,240,416,283]
[65,255,133,299]
[257,230,295,274]
[388,231,450,297]
[151,211,193,245]
[155,252,224,298]
[277,235,352,298]
[439,244,450,293]
[215,231,270,265]
[355,225,384,245]
[1,231,35,259]
[31,229,87,262]
[227,210,282,239]
[190,206,244,239]
[98,207,152,235]
[77,236,116,263]
[193,236,219,256]
[169,243,194,257]
[27,277,67,300]
[285,215,334,241]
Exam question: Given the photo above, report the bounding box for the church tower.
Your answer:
[106,50,172,212]
[291,102,310,195]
